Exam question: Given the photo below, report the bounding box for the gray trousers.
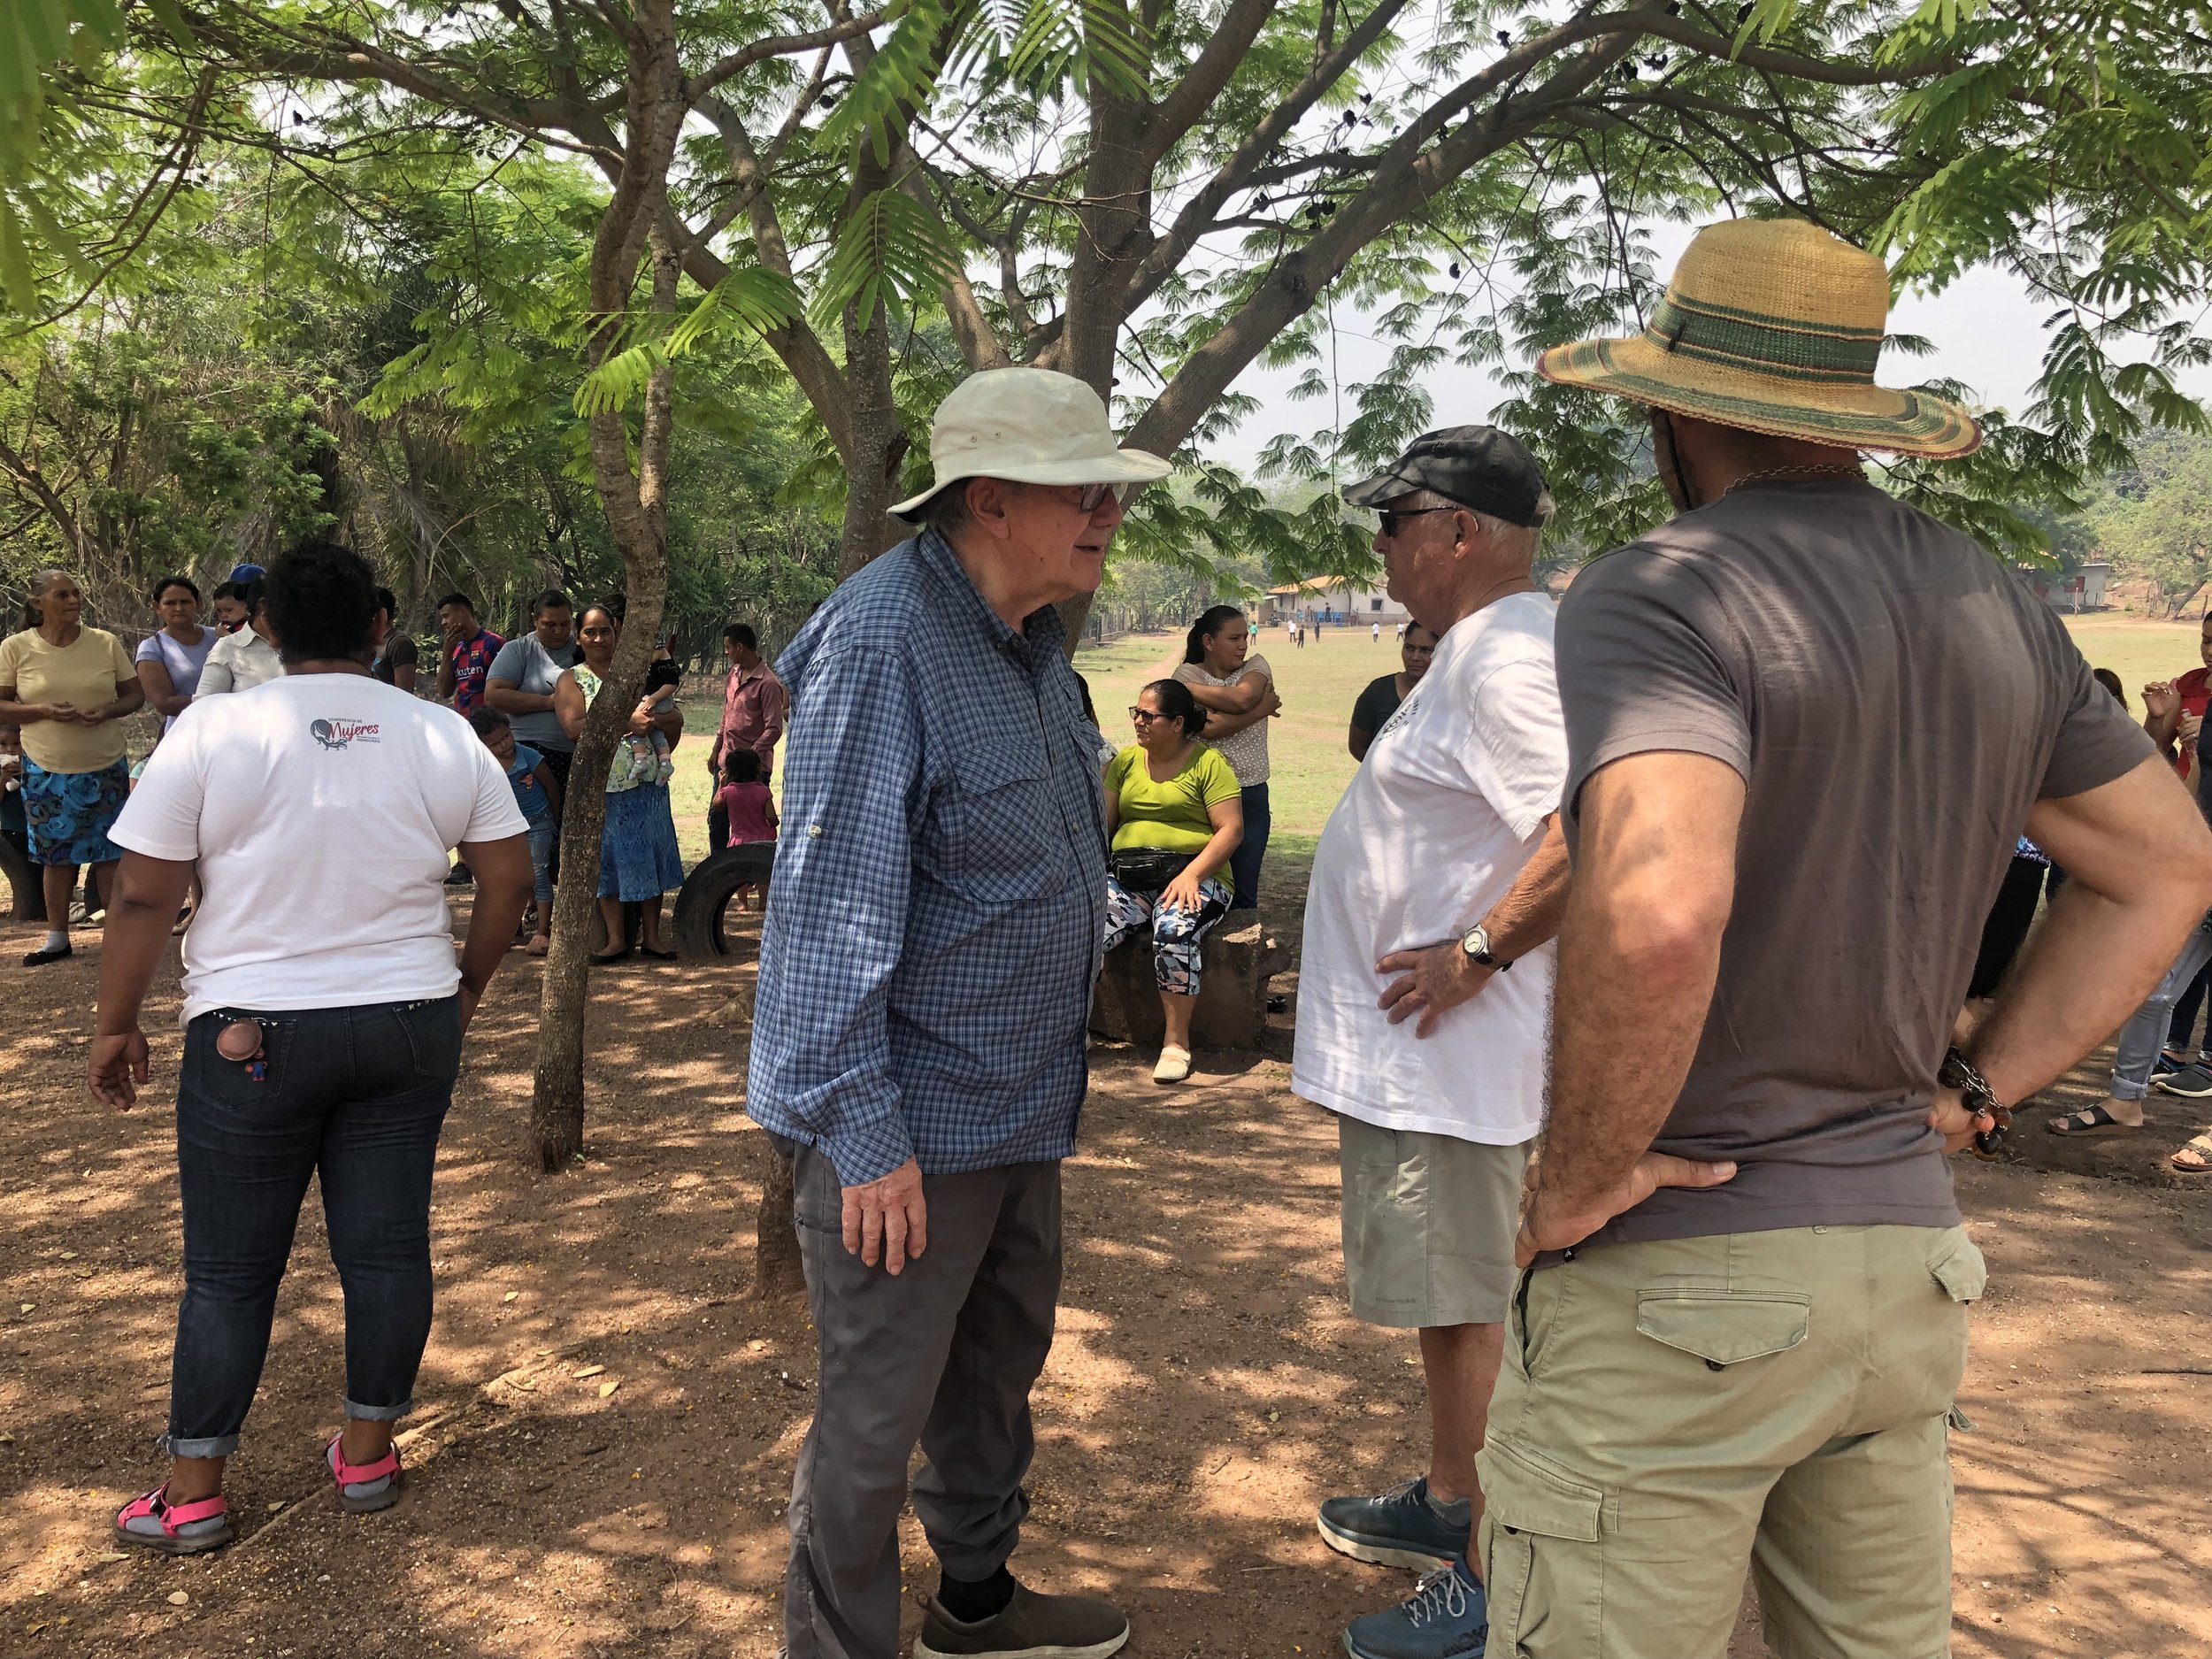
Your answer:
[784,1144,1064,1659]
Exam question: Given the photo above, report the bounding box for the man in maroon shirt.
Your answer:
[707,622,787,854]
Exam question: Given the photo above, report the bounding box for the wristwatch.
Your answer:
[1459,924,1511,971]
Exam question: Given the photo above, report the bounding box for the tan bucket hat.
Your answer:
[892,365,1174,519]
[1536,219,1981,458]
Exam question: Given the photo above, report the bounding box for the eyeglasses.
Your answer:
[1048,481,1131,514]
[1375,505,1459,537]
[1127,707,1167,724]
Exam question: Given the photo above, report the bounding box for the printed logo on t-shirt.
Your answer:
[310,718,381,751]
[1373,687,1422,746]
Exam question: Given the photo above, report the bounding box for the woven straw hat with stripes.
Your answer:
[1537,219,1982,458]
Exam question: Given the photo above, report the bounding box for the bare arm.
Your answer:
[1349,722,1374,762]
[483,676,552,717]
[1964,755,2212,1114]
[553,670,588,740]
[92,677,145,724]
[2144,680,2181,753]
[88,852,195,1108]
[137,659,190,721]
[1205,687,1279,740]
[453,833,534,1030]
[0,681,71,725]
[1161,795,1244,915]
[1376,813,1571,1037]
[1182,672,1271,714]
[1518,753,1744,1263]
[436,639,457,701]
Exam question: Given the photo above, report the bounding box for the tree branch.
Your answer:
[686,5,891,104]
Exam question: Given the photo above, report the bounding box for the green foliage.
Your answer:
[808,188,966,333]
[2083,429,2212,616]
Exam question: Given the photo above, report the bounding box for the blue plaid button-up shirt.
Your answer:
[746,530,1110,1185]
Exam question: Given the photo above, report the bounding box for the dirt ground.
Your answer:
[4,895,2212,1659]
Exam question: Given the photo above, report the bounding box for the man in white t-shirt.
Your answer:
[1294,426,1571,1659]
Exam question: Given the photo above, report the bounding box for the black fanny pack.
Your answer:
[1110,849,1187,892]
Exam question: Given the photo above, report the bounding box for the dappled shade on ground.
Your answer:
[3,910,2211,1656]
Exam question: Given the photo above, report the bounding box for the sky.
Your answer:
[1198,228,2212,476]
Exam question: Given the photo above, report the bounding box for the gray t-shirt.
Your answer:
[487,634,580,752]
[1556,479,2153,1246]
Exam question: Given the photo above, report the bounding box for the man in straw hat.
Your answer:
[750,365,1169,1659]
[1461,218,2212,1658]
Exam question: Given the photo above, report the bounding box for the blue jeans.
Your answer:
[163,998,463,1456]
[1229,783,1270,911]
[526,815,557,907]
[2112,925,2212,1102]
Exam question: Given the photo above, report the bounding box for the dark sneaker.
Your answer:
[913,1581,1128,1659]
[443,863,473,886]
[1341,1559,1487,1659]
[1317,1476,1469,1571]
[2156,1064,2212,1099]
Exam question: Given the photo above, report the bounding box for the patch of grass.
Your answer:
[2062,617,2202,710]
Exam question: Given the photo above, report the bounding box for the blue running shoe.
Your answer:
[1341,1558,1487,1659]
[1317,1476,1470,1571]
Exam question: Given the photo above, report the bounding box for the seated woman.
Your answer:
[1103,679,1243,1084]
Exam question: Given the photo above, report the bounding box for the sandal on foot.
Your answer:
[326,1435,402,1514]
[639,945,678,961]
[2048,1104,2141,1138]
[589,947,632,964]
[113,1483,234,1555]
[2170,1133,2212,1174]
[526,933,549,957]
[1153,1045,1192,1084]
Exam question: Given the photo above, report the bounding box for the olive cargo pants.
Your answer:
[1478,1225,1985,1659]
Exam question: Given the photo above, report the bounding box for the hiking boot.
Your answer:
[913,1581,1128,1659]
[2155,1063,2212,1099]
[1317,1475,1469,1571]
[1341,1559,1487,1659]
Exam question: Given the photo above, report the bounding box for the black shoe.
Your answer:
[443,864,473,886]
[21,943,73,966]
[913,1582,1128,1659]
[1318,1475,1470,1571]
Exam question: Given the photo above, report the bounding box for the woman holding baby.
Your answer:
[554,597,686,962]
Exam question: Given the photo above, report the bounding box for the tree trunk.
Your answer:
[750,1139,805,1300]
[529,4,683,1169]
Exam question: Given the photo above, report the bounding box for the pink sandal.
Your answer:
[113,1483,234,1555]
[326,1434,403,1513]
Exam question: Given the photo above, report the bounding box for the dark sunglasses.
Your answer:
[1127,707,1168,724]
[1375,505,1459,537]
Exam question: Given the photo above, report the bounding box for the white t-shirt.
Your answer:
[110,676,527,1021]
[1292,592,1567,1144]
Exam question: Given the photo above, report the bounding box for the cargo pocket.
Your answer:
[1928,1233,1987,1303]
[1635,1288,1809,1368]
[1483,1440,1604,1657]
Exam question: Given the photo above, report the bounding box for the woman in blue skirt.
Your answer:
[554,601,685,962]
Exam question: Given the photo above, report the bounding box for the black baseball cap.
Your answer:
[1342,425,1553,527]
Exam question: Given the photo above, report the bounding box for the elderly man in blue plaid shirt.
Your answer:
[749,367,1171,1659]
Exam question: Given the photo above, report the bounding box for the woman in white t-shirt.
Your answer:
[1173,605,1279,911]
[89,540,533,1555]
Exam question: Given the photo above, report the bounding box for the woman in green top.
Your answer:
[1103,678,1244,1083]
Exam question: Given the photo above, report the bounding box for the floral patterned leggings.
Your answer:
[1103,873,1234,995]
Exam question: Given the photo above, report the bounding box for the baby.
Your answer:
[623,678,678,787]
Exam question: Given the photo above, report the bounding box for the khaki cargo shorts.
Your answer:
[1337,1113,1531,1328]
[1477,1223,1985,1659]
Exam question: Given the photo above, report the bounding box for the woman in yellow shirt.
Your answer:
[1103,679,1244,1083]
[0,570,144,964]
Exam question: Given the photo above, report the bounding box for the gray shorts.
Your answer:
[1338,1114,1531,1328]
